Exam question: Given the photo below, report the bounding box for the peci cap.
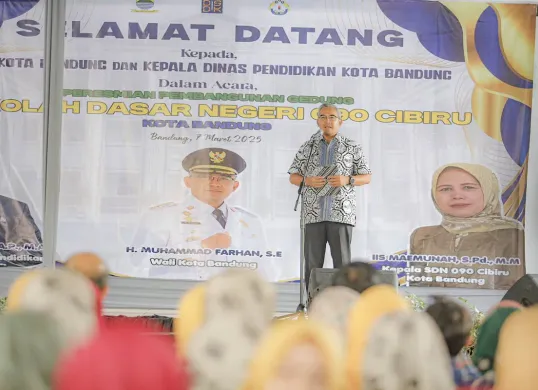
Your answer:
[182,148,247,177]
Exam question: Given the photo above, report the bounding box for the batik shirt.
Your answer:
[288,132,371,226]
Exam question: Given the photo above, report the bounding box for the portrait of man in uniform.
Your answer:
[129,147,266,280]
[0,194,43,267]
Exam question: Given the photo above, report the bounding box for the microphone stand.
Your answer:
[294,134,317,313]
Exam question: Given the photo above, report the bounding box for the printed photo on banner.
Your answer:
[0,194,43,267]
[0,0,534,290]
[407,163,525,290]
[129,147,270,280]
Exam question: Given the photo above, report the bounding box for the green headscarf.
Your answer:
[0,312,65,390]
[472,303,522,373]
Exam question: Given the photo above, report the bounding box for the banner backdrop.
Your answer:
[0,0,45,268]
[0,0,535,289]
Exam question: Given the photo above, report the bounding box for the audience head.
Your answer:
[0,312,65,390]
[495,306,538,390]
[331,261,381,294]
[308,286,359,347]
[362,311,455,390]
[188,316,262,390]
[472,301,522,373]
[7,268,97,349]
[55,324,189,390]
[205,268,276,327]
[174,283,207,354]
[346,285,410,390]
[7,262,532,390]
[425,296,473,357]
[64,252,109,295]
[184,270,276,390]
[243,320,342,390]
[175,270,275,351]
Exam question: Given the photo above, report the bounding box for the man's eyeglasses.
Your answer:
[190,172,236,182]
[318,115,339,122]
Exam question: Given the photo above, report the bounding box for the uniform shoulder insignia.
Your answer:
[230,206,257,218]
[150,201,178,210]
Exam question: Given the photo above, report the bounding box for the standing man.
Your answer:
[288,103,372,292]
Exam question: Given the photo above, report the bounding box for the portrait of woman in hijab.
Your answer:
[409,163,525,290]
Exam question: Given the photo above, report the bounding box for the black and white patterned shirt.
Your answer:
[288,131,371,226]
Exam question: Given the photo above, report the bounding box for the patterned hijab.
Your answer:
[6,269,97,350]
[174,270,276,353]
[241,319,343,390]
[308,286,359,350]
[431,163,523,234]
[346,285,410,390]
[188,315,265,390]
[204,268,275,329]
[362,311,455,390]
[183,270,276,390]
[495,306,538,390]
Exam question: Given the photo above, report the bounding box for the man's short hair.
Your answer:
[317,103,341,119]
[425,296,473,357]
[331,261,381,294]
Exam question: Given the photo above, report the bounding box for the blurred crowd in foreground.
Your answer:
[0,253,535,390]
